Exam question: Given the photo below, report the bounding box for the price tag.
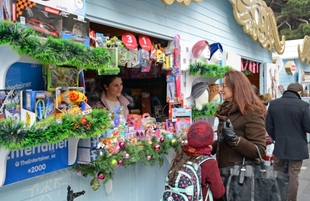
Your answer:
[139,35,152,51]
[122,32,138,50]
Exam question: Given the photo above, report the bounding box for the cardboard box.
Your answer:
[46,65,81,91]
[20,90,55,126]
[0,89,21,121]
[61,13,90,46]
[13,1,63,38]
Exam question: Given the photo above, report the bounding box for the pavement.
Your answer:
[297,143,310,201]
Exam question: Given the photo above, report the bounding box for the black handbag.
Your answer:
[220,145,290,201]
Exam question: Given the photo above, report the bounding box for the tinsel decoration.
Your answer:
[71,134,183,191]
[0,20,112,70]
[191,101,219,119]
[189,62,232,78]
[0,109,110,150]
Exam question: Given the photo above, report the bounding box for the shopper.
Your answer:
[266,82,310,201]
[92,75,130,118]
[162,120,225,201]
[212,70,266,169]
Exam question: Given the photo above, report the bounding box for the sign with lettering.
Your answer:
[31,0,86,17]
[3,140,70,186]
[5,62,44,90]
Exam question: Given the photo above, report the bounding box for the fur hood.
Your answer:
[259,93,272,104]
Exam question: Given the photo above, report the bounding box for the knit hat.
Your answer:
[191,82,210,100]
[209,42,223,60]
[182,120,214,156]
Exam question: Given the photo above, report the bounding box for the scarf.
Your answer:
[215,101,238,123]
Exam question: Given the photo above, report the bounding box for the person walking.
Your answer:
[266,82,310,201]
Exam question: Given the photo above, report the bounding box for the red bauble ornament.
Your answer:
[153,144,161,151]
[146,155,152,161]
[159,137,165,143]
[118,160,123,166]
[119,142,125,149]
[81,118,87,125]
[97,172,105,180]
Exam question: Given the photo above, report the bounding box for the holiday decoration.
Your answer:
[170,138,177,146]
[191,101,219,119]
[189,62,232,78]
[72,135,183,191]
[97,172,105,180]
[153,144,161,151]
[159,137,165,143]
[117,160,123,166]
[119,142,125,149]
[110,159,118,168]
[124,153,130,159]
[0,109,110,150]
[0,20,112,71]
[90,177,101,191]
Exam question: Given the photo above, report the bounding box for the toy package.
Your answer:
[97,48,120,75]
[171,107,192,136]
[20,90,55,126]
[61,13,90,46]
[55,87,92,117]
[14,2,62,38]
[0,90,21,121]
[46,65,81,91]
[166,119,175,134]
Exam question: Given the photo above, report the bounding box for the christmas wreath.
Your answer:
[0,109,110,150]
[189,61,232,77]
[0,20,113,71]
[72,135,183,191]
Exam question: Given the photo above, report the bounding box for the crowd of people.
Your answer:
[162,70,310,201]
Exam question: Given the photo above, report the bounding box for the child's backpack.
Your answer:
[161,155,213,201]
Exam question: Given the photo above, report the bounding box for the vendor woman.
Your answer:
[93,75,130,118]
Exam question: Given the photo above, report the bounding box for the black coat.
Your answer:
[266,90,310,160]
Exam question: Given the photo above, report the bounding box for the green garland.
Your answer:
[0,20,113,70]
[191,101,219,119]
[189,61,232,77]
[0,109,110,150]
[72,135,183,191]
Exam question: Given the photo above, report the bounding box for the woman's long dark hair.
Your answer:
[224,70,266,115]
[167,150,196,185]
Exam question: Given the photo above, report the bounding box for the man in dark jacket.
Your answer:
[266,83,310,201]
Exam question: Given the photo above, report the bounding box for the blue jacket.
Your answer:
[266,90,310,160]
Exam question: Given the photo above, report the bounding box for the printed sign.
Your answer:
[122,32,138,50]
[4,140,70,186]
[139,35,152,51]
[5,62,44,90]
[31,0,86,17]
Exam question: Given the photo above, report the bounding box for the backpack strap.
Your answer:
[205,184,213,201]
[196,155,214,165]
